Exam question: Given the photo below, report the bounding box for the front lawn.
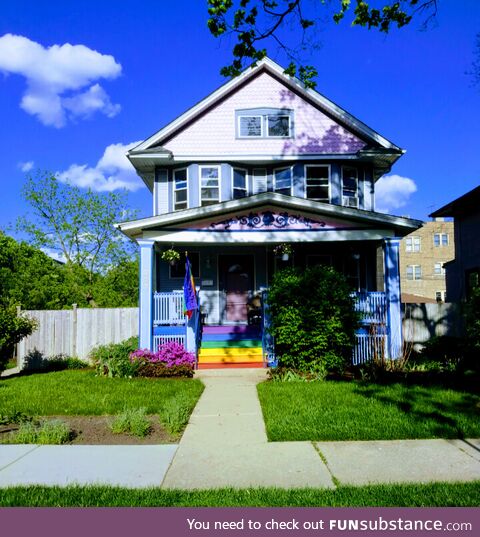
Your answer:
[0,370,204,418]
[1,482,479,507]
[257,380,480,441]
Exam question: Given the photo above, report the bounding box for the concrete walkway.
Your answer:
[0,368,479,489]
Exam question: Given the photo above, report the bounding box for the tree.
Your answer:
[207,0,438,87]
[16,172,138,306]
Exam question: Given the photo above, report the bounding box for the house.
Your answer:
[116,58,421,368]
[400,218,454,303]
[430,185,480,302]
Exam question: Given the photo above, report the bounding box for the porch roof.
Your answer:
[116,193,421,243]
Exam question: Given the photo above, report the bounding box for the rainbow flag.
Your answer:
[183,254,198,319]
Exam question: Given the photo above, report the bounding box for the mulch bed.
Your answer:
[0,416,177,445]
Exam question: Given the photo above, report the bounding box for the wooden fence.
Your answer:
[17,306,139,364]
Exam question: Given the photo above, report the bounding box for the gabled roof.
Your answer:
[130,57,403,155]
[430,185,480,218]
[115,192,421,239]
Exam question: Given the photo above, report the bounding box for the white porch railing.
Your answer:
[153,292,185,325]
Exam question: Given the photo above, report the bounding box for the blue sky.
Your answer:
[0,0,479,231]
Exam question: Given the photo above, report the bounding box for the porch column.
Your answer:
[138,239,155,350]
[383,238,402,359]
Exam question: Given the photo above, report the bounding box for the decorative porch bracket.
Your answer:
[138,239,155,351]
[383,238,402,360]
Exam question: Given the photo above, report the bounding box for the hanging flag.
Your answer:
[183,253,198,319]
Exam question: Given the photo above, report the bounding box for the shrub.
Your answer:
[23,350,89,372]
[130,342,195,378]
[0,307,37,373]
[110,408,151,437]
[464,288,480,371]
[413,336,464,372]
[267,266,359,374]
[90,336,139,378]
[6,419,71,445]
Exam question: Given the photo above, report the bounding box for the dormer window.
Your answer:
[236,109,293,138]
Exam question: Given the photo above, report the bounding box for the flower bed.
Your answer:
[130,342,195,378]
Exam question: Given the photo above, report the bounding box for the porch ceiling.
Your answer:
[115,193,421,243]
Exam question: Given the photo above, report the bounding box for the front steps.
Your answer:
[197,325,264,369]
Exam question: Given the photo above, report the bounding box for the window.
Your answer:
[252,168,267,194]
[200,166,220,206]
[170,252,200,279]
[434,262,445,275]
[434,233,449,247]
[232,168,248,199]
[274,167,292,196]
[406,265,422,280]
[238,115,262,137]
[173,168,188,211]
[405,236,421,252]
[305,165,329,202]
[435,291,446,302]
[267,115,290,137]
[342,167,358,208]
[236,109,293,138]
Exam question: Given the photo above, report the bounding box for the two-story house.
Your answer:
[116,58,421,368]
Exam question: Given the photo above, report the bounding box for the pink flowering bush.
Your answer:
[130,342,195,378]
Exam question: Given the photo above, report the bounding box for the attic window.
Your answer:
[239,116,262,137]
[267,115,290,137]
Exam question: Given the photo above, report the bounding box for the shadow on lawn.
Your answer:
[352,380,480,439]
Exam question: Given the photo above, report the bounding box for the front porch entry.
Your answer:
[219,254,255,323]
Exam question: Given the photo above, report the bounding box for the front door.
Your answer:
[219,255,254,322]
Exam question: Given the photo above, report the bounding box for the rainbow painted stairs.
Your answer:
[197,325,264,369]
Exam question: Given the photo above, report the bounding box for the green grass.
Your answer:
[110,408,151,437]
[0,482,478,507]
[0,369,204,418]
[258,380,480,441]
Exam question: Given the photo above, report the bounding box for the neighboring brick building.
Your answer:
[400,218,454,303]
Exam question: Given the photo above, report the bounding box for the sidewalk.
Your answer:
[0,368,479,489]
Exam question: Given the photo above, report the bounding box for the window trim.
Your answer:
[266,114,291,138]
[172,167,188,211]
[237,115,263,138]
[304,164,331,203]
[433,233,449,247]
[405,235,421,253]
[199,165,221,207]
[434,262,445,275]
[231,167,248,199]
[273,166,293,196]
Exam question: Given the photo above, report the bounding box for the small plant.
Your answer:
[90,336,139,378]
[23,350,89,372]
[161,248,181,265]
[110,408,151,437]
[6,419,71,445]
[273,243,293,258]
[267,366,327,382]
[0,410,32,426]
[158,395,192,435]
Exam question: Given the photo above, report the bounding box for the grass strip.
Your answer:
[0,482,479,507]
[258,380,480,441]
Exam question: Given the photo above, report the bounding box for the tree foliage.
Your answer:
[16,172,138,306]
[267,266,359,374]
[0,307,37,372]
[207,0,438,88]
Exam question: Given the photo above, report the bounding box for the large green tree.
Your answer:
[207,0,438,87]
[16,172,138,306]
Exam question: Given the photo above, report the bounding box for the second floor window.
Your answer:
[342,167,358,208]
[434,233,449,247]
[173,168,188,211]
[200,166,220,207]
[434,262,445,275]
[232,168,248,199]
[274,167,292,196]
[305,165,329,202]
[406,236,421,252]
[406,265,422,280]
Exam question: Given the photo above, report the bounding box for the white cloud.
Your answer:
[0,33,121,127]
[18,160,34,172]
[375,174,417,214]
[58,141,143,192]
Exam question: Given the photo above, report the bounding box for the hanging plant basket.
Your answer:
[273,243,293,260]
[161,248,181,265]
